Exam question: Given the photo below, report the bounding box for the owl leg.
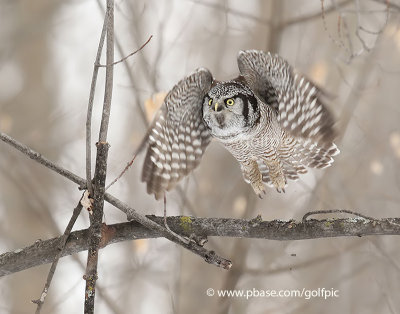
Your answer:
[263,158,287,193]
[241,160,265,198]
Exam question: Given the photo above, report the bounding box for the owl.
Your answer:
[141,50,339,199]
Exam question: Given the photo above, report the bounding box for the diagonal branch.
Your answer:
[103,194,232,269]
[99,34,153,67]
[0,131,231,268]
[0,132,84,188]
[32,202,83,313]
[2,215,400,277]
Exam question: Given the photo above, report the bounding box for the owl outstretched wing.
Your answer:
[237,50,337,148]
[141,68,213,200]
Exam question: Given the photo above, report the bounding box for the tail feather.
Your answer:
[256,135,339,189]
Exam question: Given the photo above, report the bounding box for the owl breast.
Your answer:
[223,103,282,163]
[202,80,282,162]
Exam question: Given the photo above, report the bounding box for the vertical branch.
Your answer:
[86,17,107,196]
[98,1,114,143]
[84,0,114,313]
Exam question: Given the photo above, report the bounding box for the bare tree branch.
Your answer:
[84,0,114,312]
[302,209,375,221]
[2,215,400,277]
[185,0,271,26]
[99,34,153,67]
[373,0,400,11]
[0,131,231,269]
[95,0,148,126]
[279,0,352,28]
[0,131,84,187]
[105,127,150,190]
[86,13,107,196]
[104,194,232,269]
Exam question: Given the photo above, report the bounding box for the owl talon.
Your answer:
[275,187,286,193]
[252,183,266,199]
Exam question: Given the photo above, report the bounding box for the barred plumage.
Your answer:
[141,69,212,199]
[141,50,339,199]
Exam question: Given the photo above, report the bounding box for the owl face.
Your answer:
[202,81,260,139]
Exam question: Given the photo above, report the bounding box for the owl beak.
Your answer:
[214,102,222,112]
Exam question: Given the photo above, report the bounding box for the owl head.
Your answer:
[202,80,260,139]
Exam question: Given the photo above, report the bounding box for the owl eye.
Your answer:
[208,98,213,106]
[226,98,235,106]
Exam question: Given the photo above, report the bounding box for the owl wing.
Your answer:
[141,68,213,200]
[237,50,337,147]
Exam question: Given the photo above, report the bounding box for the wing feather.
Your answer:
[141,68,213,199]
[237,50,337,148]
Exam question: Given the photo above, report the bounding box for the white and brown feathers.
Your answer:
[141,69,213,200]
[237,50,337,146]
[142,50,339,199]
[237,51,339,190]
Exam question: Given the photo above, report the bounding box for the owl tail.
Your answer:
[294,139,340,169]
[258,137,339,190]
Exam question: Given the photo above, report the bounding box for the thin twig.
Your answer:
[163,193,190,244]
[321,0,347,52]
[186,0,271,26]
[0,132,84,187]
[32,201,83,313]
[95,0,150,126]
[302,209,375,222]
[97,4,114,144]
[373,0,400,11]
[98,35,153,67]
[105,127,150,190]
[354,0,389,54]
[86,14,108,196]
[280,0,352,28]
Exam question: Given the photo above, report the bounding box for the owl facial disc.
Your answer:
[202,81,259,139]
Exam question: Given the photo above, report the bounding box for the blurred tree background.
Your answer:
[1,0,400,313]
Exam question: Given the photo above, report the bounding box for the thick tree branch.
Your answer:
[104,194,232,269]
[1,215,400,277]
